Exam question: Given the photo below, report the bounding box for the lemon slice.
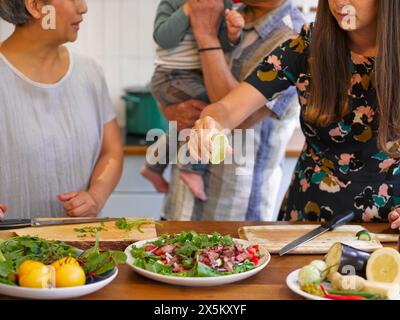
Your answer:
[366,247,400,284]
[210,133,230,165]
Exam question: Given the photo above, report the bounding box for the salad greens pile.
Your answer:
[0,234,126,286]
[130,231,261,277]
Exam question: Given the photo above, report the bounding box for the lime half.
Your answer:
[210,133,230,165]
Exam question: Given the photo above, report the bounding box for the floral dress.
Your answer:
[245,23,400,222]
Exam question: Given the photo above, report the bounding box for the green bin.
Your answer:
[123,86,168,135]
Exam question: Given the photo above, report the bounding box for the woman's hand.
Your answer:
[189,0,224,43]
[58,192,102,217]
[189,116,224,163]
[0,204,7,219]
[388,209,400,230]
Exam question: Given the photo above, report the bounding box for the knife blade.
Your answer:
[0,217,118,230]
[278,211,355,256]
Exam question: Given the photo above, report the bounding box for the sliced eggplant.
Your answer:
[325,242,371,278]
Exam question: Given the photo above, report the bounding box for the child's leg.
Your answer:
[178,164,208,201]
[161,69,210,201]
[141,68,180,193]
[148,67,210,197]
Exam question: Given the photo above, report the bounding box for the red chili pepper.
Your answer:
[320,284,365,300]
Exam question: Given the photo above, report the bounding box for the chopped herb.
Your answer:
[74,222,108,238]
[115,218,162,233]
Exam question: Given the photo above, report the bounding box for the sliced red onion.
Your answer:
[146,246,159,255]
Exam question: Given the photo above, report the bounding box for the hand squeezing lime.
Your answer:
[210,133,231,165]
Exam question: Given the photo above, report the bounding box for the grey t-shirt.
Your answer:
[0,48,116,218]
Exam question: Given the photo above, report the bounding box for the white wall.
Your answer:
[0,0,318,127]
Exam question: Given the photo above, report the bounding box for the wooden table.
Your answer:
[0,221,397,300]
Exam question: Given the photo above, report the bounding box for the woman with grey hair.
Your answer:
[0,0,123,218]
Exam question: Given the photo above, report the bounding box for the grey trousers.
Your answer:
[146,67,210,175]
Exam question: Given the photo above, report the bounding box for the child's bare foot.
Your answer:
[140,165,169,193]
[179,171,208,201]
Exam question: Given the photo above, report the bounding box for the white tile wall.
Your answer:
[0,0,318,126]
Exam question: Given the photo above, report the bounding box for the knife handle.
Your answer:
[323,211,355,230]
[0,219,32,229]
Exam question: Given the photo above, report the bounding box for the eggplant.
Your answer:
[325,242,371,278]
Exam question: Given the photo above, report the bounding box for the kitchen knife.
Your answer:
[0,217,119,230]
[278,211,355,256]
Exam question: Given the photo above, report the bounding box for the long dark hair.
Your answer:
[307,0,400,154]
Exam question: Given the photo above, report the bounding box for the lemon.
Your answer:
[366,247,400,284]
[18,260,47,277]
[54,264,86,287]
[210,133,230,165]
[19,265,53,288]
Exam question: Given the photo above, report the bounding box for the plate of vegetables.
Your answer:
[125,231,270,287]
[286,242,400,300]
[0,234,126,299]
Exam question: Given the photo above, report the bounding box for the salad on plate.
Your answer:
[129,231,266,277]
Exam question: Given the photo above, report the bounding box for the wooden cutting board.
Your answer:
[13,218,157,243]
[238,225,399,255]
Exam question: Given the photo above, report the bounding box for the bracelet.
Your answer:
[198,47,223,53]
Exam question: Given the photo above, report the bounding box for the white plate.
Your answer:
[125,237,271,287]
[0,266,118,300]
[286,269,329,300]
[0,268,118,300]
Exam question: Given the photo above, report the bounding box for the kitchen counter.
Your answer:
[123,129,305,158]
[0,221,396,300]
[123,133,151,156]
